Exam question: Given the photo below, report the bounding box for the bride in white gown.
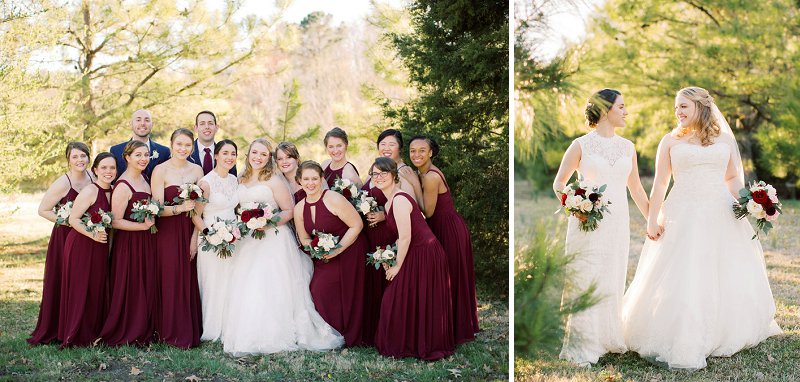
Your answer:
[221,139,343,356]
[194,140,240,342]
[622,87,781,370]
[553,89,650,365]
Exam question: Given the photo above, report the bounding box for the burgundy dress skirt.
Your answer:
[426,169,479,344]
[99,180,157,346]
[360,181,393,345]
[58,183,110,347]
[303,190,366,347]
[375,192,454,360]
[154,185,202,348]
[28,183,79,345]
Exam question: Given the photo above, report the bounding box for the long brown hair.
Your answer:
[240,138,275,182]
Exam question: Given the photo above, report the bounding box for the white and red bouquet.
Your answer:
[331,177,359,199]
[200,218,241,258]
[53,201,73,226]
[303,230,342,262]
[172,183,207,217]
[733,180,781,239]
[130,198,163,233]
[81,209,113,234]
[557,179,611,232]
[352,190,378,216]
[237,201,282,239]
[366,243,398,270]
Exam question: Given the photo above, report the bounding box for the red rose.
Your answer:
[251,209,265,218]
[189,191,199,200]
[560,193,567,206]
[230,236,236,243]
[241,210,252,223]
[575,188,586,197]
[765,205,777,216]
[752,190,769,205]
[588,193,599,203]
[90,212,102,224]
[311,236,320,247]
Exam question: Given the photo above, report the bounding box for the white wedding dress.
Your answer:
[560,131,634,365]
[197,171,239,341]
[622,142,782,369]
[221,183,344,356]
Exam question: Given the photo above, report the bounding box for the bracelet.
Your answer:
[173,205,178,214]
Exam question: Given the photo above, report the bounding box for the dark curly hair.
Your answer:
[585,88,621,127]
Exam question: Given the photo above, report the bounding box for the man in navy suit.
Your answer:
[110,109,171,182]
[188,110,237,176]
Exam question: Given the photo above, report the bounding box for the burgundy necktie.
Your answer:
[203,147,213,174]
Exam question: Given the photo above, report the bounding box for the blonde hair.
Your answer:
[240,138,275,182]
[674,86,721,146]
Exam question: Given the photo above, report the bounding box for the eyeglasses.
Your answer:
[369,171,391,179]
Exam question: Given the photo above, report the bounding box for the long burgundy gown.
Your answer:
[303,190,366,347]
[58,183,111,347]
[323,161,359,189]
[375,191,454,360]
[100,179,157,346]
[426,168,479,344]
[155,185,202,348]
[28,175,80,345]
[360,180,393,345]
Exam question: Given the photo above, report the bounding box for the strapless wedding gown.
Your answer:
[221,183,343,356]
[622,142,781,369]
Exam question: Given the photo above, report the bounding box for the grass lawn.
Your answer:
[514,181,800,382]
[0,194,509,381]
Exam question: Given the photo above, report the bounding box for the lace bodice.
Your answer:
[201,171,239,225]
[238,183,277,207]
[575,132,633,204]
[670,143,730,190]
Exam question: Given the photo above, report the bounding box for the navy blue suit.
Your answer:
[110,138,171,182]
[187,140,237,176]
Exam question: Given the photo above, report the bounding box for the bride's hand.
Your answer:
[647,221,664,241]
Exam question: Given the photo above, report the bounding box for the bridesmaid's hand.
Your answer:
[92,230,108,243]
[322,249,340,261]
[189,239,198,260]
[180,200,196,212]
[142,217,156,231]
[385,264,401,281]
[367,211,386,226]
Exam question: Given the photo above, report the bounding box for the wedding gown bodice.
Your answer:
[576,131,633,205]
[238,183,276,207]
[202,171,239,224]
[669,143,730,192]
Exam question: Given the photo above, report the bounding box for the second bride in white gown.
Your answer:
[221,139,344,356]
[622,87,781,370]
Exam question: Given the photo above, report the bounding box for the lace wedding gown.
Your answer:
[560,131,634,365]
[221,183,344,356]
[622,142,781,369]
[197,171,239,341]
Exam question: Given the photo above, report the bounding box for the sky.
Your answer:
[229,0,404,25]
[535,0,604,61]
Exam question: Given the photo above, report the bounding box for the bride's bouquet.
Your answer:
[331,177,359,199]
[130,198,163,233]
[53,201,73,226]
[304,230,342,262]
[366,243,398,270]
[172,183,207,217]
[200,218,241,258]
[236,201,282,239]
[81,209,112,234]
[733,180,781,239]
[557,179,611,232]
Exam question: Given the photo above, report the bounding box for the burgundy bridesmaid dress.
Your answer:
[303,190,366,347]
[360,180,393,345]
[294,188,306,205]
[58,183,111,347]
[323,161,359,189]
[154,185,202,348]
[28,175,80,345]
[99,179,157,346]
[426,168,479,344]
[375,192,454,360]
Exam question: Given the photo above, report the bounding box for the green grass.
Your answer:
[514,180,800,382]
[0,199,509,381]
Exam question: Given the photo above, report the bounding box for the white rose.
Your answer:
[579,199,594,213]
[207,234,223,246]
[223,232,234,242]
[212,221,226,231]
[102,214,111,224]
[148,205,159,215]
[565,195,582,210]
[746,200,764,215]
[359,202,371,214]
[57,208,70,219]
[319,236,335,251]
[382,249,395,259]
[340,178,351,187]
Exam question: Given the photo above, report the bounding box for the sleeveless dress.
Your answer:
[28,174,80,345]
[375,192,455,360]
[302,190,367,347]
[360,179,392,345]
[100,179,157,346]
[324,161,359,189]
[426,168,479,345]
[196,171,239,341]
[58,183,110,347]
[221,183,344,356]
[155,185,203,348]
[622,142,782,369]
[559,131,634,365]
